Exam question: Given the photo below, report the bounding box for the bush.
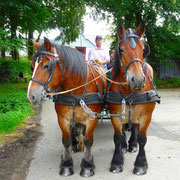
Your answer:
[0,83,34,133]
[0,57,32,82]
[155,77,180,88]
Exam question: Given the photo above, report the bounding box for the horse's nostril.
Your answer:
[31,94,36,101]
[132,76,135,82]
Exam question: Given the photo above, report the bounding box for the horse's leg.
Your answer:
[78,124,85,152]
[133,131,148,175]
[70,126,78,153]
[133,107,154,175]
[110,117,124,173]
[56,110,74,176]
[128,124,138,153]
[60,128,74,176]
[121,126,127,153]
[80,119,97,177]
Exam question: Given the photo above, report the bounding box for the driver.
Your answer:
[88,35,110,71]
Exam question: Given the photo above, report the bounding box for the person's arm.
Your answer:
[101,49,110,65]
[88,48,94,62]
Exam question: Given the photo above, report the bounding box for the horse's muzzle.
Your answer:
[27,87,43,104]
[129,75,146,92]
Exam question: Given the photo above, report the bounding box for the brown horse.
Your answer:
[107,22,160,175]
[27,37,107,177]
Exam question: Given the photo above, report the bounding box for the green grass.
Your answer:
[0,83,34,133]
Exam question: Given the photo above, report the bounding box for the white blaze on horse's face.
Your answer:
[27,60,43,104]
[126,63,146,92]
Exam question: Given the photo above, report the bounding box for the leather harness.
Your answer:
[30,37,160,127]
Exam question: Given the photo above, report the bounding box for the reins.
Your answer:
[46,62,128,97]
[88,63,127,86]
[46,65,111,96]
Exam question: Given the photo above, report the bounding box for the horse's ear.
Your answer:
[117,21,125,39]
[137,22,146,38]
[32,40,40,50]
[44,37,51,51]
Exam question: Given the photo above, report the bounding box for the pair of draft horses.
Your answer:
[27,22,160,177]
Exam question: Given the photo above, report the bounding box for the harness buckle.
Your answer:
[121,99,126,121]
[42,90,48,100]
[54,53,58,58]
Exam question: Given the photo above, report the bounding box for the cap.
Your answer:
[95,35,102,41]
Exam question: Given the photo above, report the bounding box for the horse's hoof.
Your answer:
[133,166,147,175]
[80,168,95,177]
[110,164,123,173]
[59,167,74,176]
[128,146,137,153]
[122,147,127,154]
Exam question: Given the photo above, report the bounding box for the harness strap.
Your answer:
[72,102,76,127]
[125,59,143,72]
[30,78,45,86]
[128,101,133,129]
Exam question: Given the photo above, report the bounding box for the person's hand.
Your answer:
[95,59,103,65]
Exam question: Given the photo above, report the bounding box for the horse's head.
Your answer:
[27,37,64,104]
[114,22,150,92]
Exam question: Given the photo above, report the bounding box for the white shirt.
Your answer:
[88,46,110,70]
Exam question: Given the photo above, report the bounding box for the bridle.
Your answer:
[30,47,64,96]
[116,28,149,79]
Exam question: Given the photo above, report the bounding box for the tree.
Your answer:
[44,0,86,44]
[0,0,86,59]
[0,0,49,59]
[87,0,180,72]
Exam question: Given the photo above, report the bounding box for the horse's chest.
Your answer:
[110,104,149,124]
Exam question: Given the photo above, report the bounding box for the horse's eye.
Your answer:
[44,65,49,69]
[119,48,124,53]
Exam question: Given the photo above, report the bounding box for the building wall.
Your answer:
[159,59,180,79]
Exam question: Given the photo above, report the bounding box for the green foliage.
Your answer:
[87,0,180,70]
[0,0,87,57]
[0,28,26,52]
[155,77,180,88]
[45,0,86,44]
[0,83,34,133]
[0,57,32,82]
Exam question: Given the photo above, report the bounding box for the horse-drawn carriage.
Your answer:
[27,22,160,177]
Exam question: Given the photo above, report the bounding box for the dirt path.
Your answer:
[0,89,180,180]
[0,106,42,180]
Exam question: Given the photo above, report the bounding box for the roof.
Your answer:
[69,34,95,47]
[39,34,95,48]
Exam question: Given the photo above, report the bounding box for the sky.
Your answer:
[41,16,112,39]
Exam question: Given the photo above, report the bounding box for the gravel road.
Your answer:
[26,89,180,180]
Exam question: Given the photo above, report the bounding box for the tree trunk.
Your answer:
[28,30,34,59]
[1,50,5,58]
[0,8,5,58]
[10,27,19,60]
[36,31,42,42]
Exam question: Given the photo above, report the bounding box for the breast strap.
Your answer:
[106,89,160,105]
[53,92,104,105]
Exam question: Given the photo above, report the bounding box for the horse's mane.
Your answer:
[54,44,87,78]
[32,44,87,78]
[113,29,140,79]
